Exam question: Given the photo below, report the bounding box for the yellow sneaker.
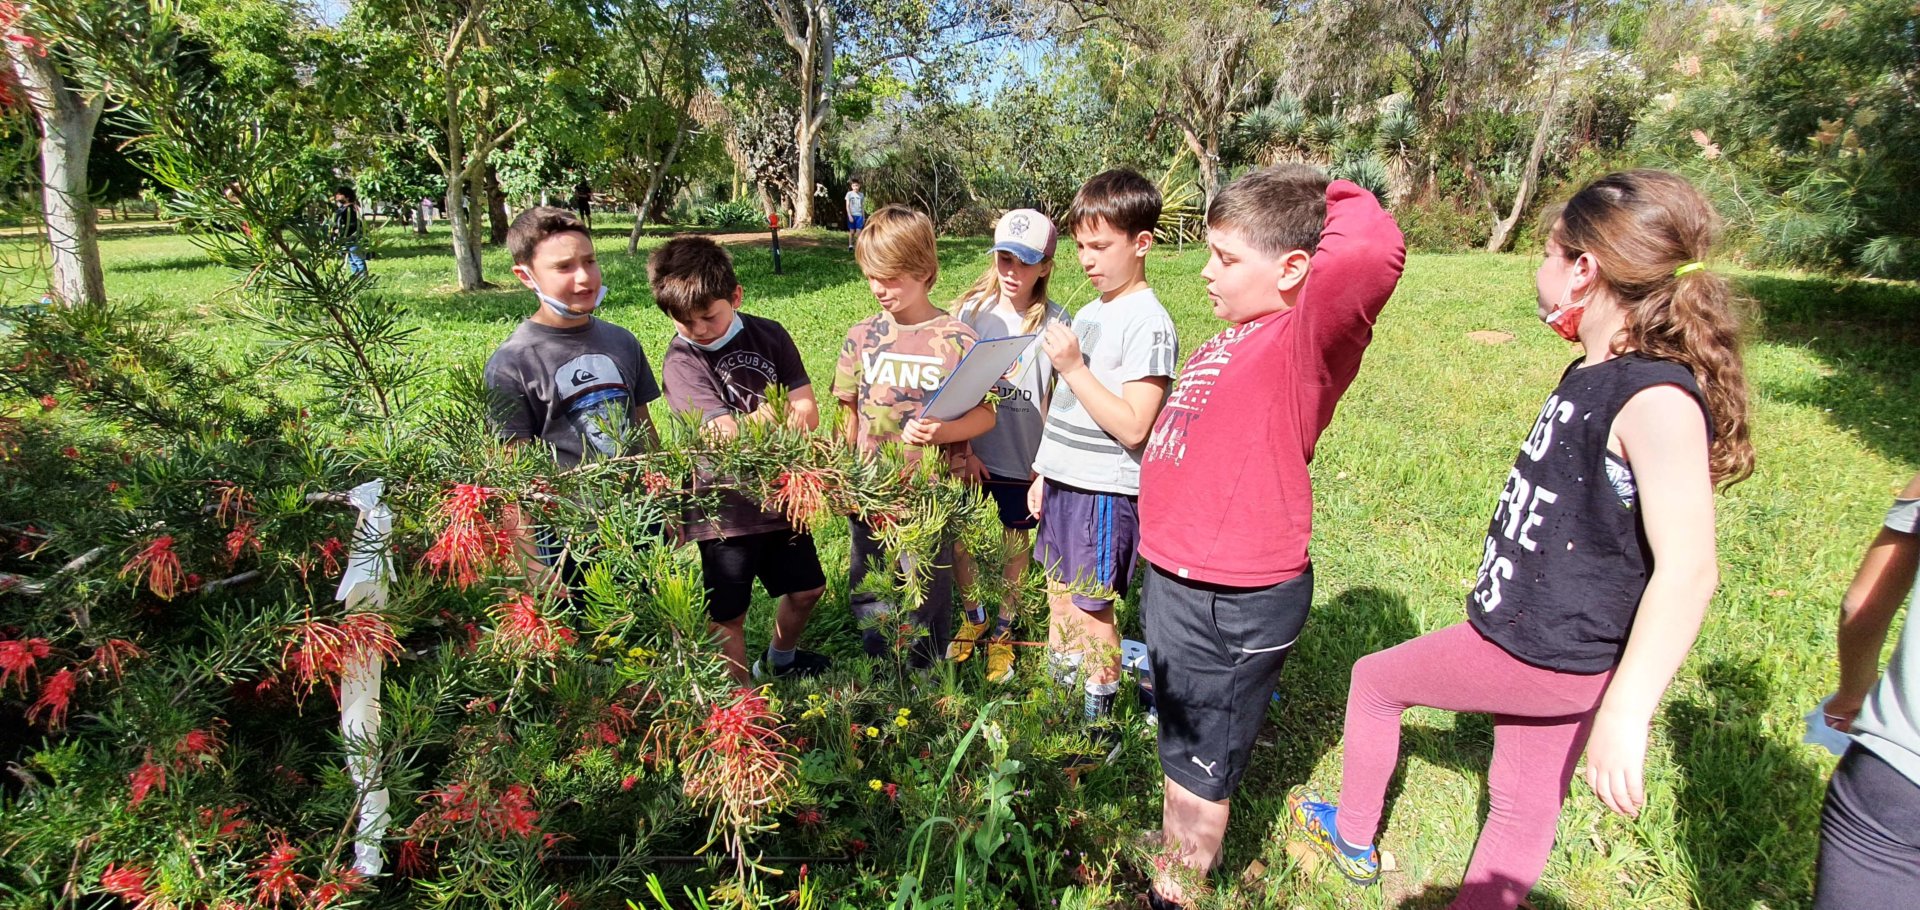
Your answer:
[986,632,1016,683]
[948,617,991,662]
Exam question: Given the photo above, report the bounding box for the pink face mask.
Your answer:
[1542,281,1586,343]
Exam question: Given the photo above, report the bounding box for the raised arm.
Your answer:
[1296,180,1407,390]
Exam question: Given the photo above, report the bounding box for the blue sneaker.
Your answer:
[1288,790,1380,885]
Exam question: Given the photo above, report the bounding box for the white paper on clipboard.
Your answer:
[917,334,1037,421]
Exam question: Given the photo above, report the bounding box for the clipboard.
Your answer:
[917,334,1038,421]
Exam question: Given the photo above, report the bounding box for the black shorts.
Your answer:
[1140,561,1313,802]
[1815,743,1920,909]
[981,474,1038,531]
[697,530,826,624]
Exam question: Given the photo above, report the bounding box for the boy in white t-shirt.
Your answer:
[1028,169,1179,764]
[845,180,866,250]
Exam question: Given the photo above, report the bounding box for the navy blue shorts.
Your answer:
[981,474,1038,531]
[849,214,866,230]
[1032,479,1138,611]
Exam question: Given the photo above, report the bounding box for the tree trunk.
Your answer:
[8,44,106,306]
[1486,11,1580,253]
[627,120,688,256]
[486,164,509,244]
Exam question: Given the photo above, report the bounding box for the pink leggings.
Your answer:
[1337,622,1614,910]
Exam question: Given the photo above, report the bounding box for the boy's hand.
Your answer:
[1027,475,1045,519]
[1042,323,1084,375]
[902,416,942,446]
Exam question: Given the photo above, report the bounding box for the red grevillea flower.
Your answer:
[211,482,253,527]
[489,591,576,657]
[225,521,261,565]
[418,484,512,589]
[25,667,75,727]
[494,784,540,837]
[99,862,151,903]
[306,868,363,908]
[767,468,834,529]
[120,536,185,600]
[315,537,345,578]
[174,728,222,766]
[38,394,55,409]
[198,804,249,839]
[676,687,793,830]
[281,613,402,695]
[128,757,166,808]
[396,839,434,877]
[251,836,307,906]
[640,470,672,495]
[0,636,50,691]
[89,638,144,681]
[412,781,543,841]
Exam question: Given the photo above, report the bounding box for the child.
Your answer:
[1027,169,1179,759]
[1289,170,1754,910]
[1815,471,1920,909]
[484,206,659,580]
[331,185,365,275]
[845,180,866,250]
[831,205,995,668]
[1134,166,1404,906]
[945,209,1071,683]
[649,236,829,684]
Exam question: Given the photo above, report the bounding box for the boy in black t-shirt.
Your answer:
[484,207,660,584]
[649,237,830,683]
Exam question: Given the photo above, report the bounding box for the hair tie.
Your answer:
[1674,262,1706,278]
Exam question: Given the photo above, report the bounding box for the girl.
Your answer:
[1291,170,1755,910]
[945,209,1070,683]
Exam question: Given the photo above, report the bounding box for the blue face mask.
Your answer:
[679,311,744,352]
[536,285,606,320]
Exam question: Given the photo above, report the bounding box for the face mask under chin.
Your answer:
[679,311,743,352]
[535,284,607,320]
[1543,285,1586,342]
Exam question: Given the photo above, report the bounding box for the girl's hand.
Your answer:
[1583,708,1650,817]
[1027,475,1045,519]
[1041,322,1084,375]
[902,417,941,446]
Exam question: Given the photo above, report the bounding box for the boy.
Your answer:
[1026,169,1179,761]
[1134,167,1405,907]
[831,205,995,668]
[649,236,830,683]
[845,180,866,250]
[484,206,659,579]
[331,186,365,275]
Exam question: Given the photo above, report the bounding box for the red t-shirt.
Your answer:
[1138,181,1406,586]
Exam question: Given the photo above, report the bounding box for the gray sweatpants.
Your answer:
[1815,743,1920,910]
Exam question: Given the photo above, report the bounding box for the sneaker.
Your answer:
[985,631,1015,683]
[947,617,991,662]
[751,649,832,681]
[1060,724,1122,773]
[1287,790,1379,886]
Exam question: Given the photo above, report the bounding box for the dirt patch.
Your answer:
[1467,329,1516,345]
[700,231,834,249]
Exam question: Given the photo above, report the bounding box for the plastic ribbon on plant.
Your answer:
[334,479,393,876]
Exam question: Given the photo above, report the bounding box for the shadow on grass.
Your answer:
[1665,658,1827,910]
[1393,884,1573,910]
[1742,273,1920,465]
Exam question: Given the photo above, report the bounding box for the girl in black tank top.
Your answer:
[1288,171,1755,909]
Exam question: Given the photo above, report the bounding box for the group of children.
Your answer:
[482,165,1768,910]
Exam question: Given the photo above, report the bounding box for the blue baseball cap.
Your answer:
[990,209,1058,265]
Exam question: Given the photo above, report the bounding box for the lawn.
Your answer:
[23,218,1920,908]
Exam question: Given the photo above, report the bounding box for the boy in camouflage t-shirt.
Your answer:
[831,205,996,668]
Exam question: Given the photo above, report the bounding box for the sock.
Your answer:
[1083,679,1118,722]
[1327,809,1372,858]
[965,605,987,625]
[1048,650,1082,687]
[767,644,796,668]
[990,615,1013,639]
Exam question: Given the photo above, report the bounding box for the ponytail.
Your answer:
[1553,170,1755,489]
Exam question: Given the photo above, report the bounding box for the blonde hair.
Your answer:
[949,256,1055,335]
[1548,169,1755,489]
[854,205,938,286]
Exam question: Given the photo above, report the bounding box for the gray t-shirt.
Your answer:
[1030,288,1179,495]
[483,317,660,469]
[1853,496,1920,787]
[845,190,865,218]
[956,295,1069,479]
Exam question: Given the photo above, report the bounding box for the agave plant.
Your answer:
[1331,153,1393,201]
[1230,95,1309,165]
[1305,115,1346,157]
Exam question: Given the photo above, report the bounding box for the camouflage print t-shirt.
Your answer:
[831,311,977,463]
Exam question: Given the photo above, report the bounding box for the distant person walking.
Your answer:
[331,186,366,276]
[845,179,866,250]
[572,179,594,229]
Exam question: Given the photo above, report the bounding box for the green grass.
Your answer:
[38,221,1920,907]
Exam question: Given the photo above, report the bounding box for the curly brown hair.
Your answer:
[1548,169,1755,488]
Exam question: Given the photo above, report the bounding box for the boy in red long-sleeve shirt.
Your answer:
[1134,167,1406,906]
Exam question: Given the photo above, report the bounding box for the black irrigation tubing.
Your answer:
[548,853,853,865]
